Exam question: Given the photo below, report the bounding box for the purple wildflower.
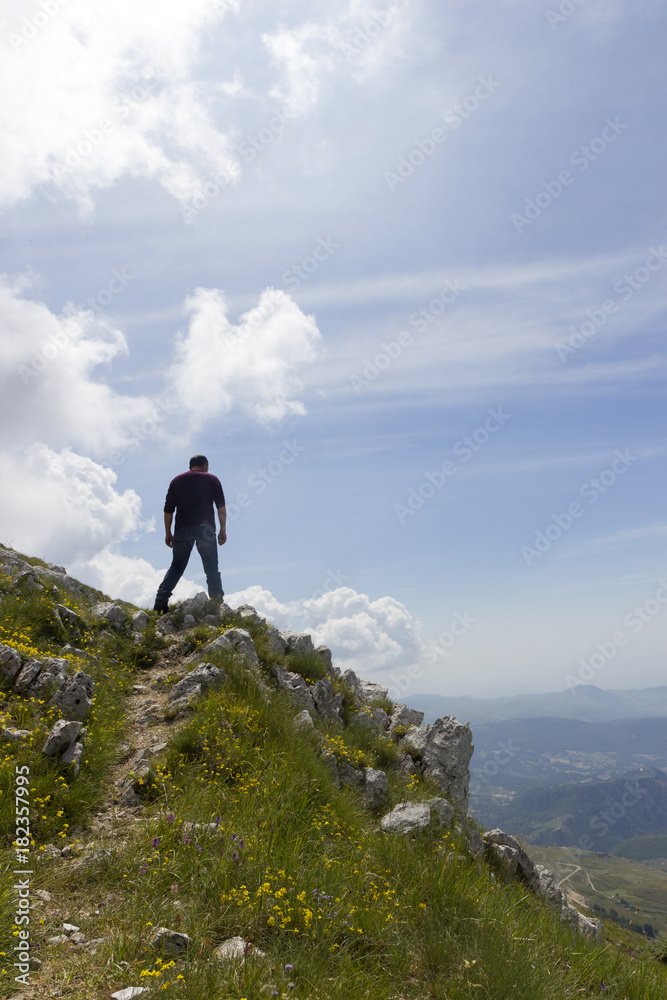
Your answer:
[166,813,175,824]
[151,837,160,848]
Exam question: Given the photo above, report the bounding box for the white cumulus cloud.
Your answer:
[226,584,423,678]
[167,286,321,428]
[0,444,148,565]
[0,0,240,213]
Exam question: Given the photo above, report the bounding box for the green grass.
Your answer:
[0,560,666,998]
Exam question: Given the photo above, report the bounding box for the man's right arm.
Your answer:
[164,511,174,548]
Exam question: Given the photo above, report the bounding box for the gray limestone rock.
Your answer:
[293,709,314,729]
[200,628,260,669]
[389,703,424,736]
[397,752,418,776]
[180,592,208,614]
[271,663,316,713]
[381,802,431,835]
[340,669,364,706]
[42,719,82,756]
[236,605,266,626]
[61,741,84,775]
[352,705,390,731]
[214,935,267,962]
[29,657,70,699]
[15,569,44,592]
[111,987,148,999]
[0,643,22,682]
[279,631,314,657]
[483,828,604,942]
[310,677,344,725]
[49,670,95,719]
[148,926,191,955]
[314,644,334,675]
[1,727,31,743]
[338,761,364,788]
[400,716,473,815]
[362,767,388,808]
[561,901,604,940]
[360,680,389,702]
[55,604,85,630]
[465,828,485,858]
[168,662,227,704]
[182,614,196,630]
[91,602,128,628]
[14,658,43,693]
[131,610,150,632]
[487,843,520,877]
[266,627,289,655]
[428,797,455,826]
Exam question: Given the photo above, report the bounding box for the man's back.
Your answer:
[165,470,225,531]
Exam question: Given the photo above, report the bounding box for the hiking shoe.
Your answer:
[153,600,169,614]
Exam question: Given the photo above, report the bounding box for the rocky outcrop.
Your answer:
[1,642,96,718]
[483,829,604,941]
[310,677,344,725]
[399,716,473,815]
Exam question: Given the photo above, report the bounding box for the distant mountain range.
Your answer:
[406,685,667,725]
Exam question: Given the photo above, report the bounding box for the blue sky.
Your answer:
[1,0,666,698]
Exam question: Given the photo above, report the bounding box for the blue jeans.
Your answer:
[156,523,223,602]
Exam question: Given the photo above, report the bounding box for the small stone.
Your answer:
[42,720,82,757]
[131,610,150,632]
[63,922,80,935]
[148,926,191,955]
[14,658,43,693]
[47,934,69,945]
[35,889,52,902]
[111,988,148,1000]
[214,935,267,962]
[60,741,84,775]
[70,931,87,945]
[182,614,196,630]
[91,602,128,627]
[293,709,314,729]
[362,767,388,808]
[55,604,85,630]
[168,662,227,704]
[0,643,23,682]
[1,727,32,743]
[381,802,431,835]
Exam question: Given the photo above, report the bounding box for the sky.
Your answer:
[1,0,666,701]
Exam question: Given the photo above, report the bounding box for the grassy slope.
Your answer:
[0,552,666,999]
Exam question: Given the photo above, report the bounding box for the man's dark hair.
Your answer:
[189,455,208,469]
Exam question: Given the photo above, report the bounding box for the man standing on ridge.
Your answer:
[153,455,226,613]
